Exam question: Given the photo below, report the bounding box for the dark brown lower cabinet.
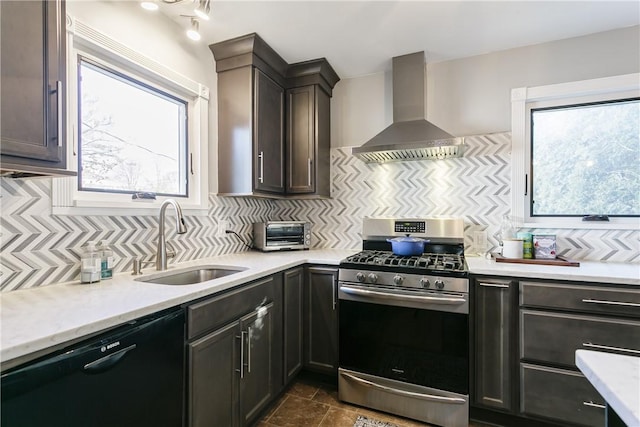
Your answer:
[304,266,338,375]
[186,274,282,427]
[517,280,640,427]
[283,267,304,385]
[474,279,514,411]
[520,363,605,427]
[239,303,275,425]
[189,321,239,427]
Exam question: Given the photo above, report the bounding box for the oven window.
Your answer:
[266,224,304,246]
[339,300,468,395]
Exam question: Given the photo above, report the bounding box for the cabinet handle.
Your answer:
[582,342,640,355]
[307,158,312,187]
[246,326,252,374]
[479,283,509,289]
[258,152,264,184]
[236,332,247,379]
[332,277,337,311]
[55,81,63,147]
[582,298,640,308]
[583,401,606,410]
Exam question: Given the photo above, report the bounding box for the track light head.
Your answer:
[186,18,201,41]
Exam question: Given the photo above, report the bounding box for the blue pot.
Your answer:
[386,236,428,256]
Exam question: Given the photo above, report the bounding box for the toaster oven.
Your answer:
[252,221,311,251]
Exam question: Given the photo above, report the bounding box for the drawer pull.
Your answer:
[582,298,640,308]
[583,401,606,410]
[583,342,640,355]
[479,283,509,289]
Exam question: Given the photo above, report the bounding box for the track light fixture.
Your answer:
[186,18,201,41]
[194,0,211,21]
[141,1,207,42]
[140,1,159,11]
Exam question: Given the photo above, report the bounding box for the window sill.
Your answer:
[52,202,209,217]
[522,219,640,231]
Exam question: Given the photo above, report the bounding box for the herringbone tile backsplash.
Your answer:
[1,132,638,291]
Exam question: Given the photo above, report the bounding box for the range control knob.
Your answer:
[419,278,431,288]
[356,272,366,283]
[393,275,403,285]
[367,273,379,284]
[435,280,445,290]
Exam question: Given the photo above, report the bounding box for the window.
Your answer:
[78,57,189,197]
[511,73,640,229]
[530,98,639,217]
[53,16,209,215]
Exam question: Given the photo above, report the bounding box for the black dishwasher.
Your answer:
[1,306,185,427]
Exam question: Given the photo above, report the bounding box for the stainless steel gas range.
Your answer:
[338,218,469,427]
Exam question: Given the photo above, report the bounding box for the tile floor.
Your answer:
[257,374,491,427]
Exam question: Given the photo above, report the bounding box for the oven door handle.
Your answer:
[341,371,466,404]
[340,285,466,305]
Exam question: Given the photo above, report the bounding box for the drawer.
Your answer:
[520,363,605,427]
[520,281,640,318]
[521,310,640,367]
[187,275,278,340]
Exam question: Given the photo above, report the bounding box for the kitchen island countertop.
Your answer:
[576,349,640,427]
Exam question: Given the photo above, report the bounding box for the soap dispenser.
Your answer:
[98,240,114,280]
[80,241,101,284]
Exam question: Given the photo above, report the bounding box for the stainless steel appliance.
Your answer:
[253,221,311,251]
[351,52,464,163]
[338,217,469,427]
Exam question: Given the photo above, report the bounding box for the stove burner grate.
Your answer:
[344,250,466,273]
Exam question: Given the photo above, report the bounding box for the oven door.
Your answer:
[265,223,305,248]
[338,281,469,426]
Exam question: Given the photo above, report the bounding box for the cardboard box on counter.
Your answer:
[533,234,557,259]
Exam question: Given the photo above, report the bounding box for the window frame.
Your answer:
[53,16,209,216]
[511,73,640,230]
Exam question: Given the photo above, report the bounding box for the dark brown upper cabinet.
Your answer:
[0,0,75,178]
[286,60,337,197]
[210,33,339,198]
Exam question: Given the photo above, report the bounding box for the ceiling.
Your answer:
[159,1,640,78]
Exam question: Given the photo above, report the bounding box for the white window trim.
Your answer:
[52,15,209,216]
[511,73,640,230]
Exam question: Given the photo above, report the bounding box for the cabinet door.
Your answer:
[0,0,67,170]
[283,267,304,384]
[286,86,315,193]
[239,302,274,426]
[305,266,338,374]
[188,321,240,427]
[474,279,513,411]
[254,69,284,194]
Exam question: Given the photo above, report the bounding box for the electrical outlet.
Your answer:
[218,219,228,237]
[473,230,488,255]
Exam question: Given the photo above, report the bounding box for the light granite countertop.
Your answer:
[1,249,639,368]
[576,349,640,427]
[0,249,355,367]
[466,256,640,286]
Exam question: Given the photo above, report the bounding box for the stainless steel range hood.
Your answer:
[352,52,464,163]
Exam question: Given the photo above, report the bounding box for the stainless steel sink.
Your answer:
[135,265,247,285]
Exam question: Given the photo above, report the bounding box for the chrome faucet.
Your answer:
[156,199,188,271]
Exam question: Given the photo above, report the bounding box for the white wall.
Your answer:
[67,0,220,191]
[331,25,640,147]
[67,1,213,83]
